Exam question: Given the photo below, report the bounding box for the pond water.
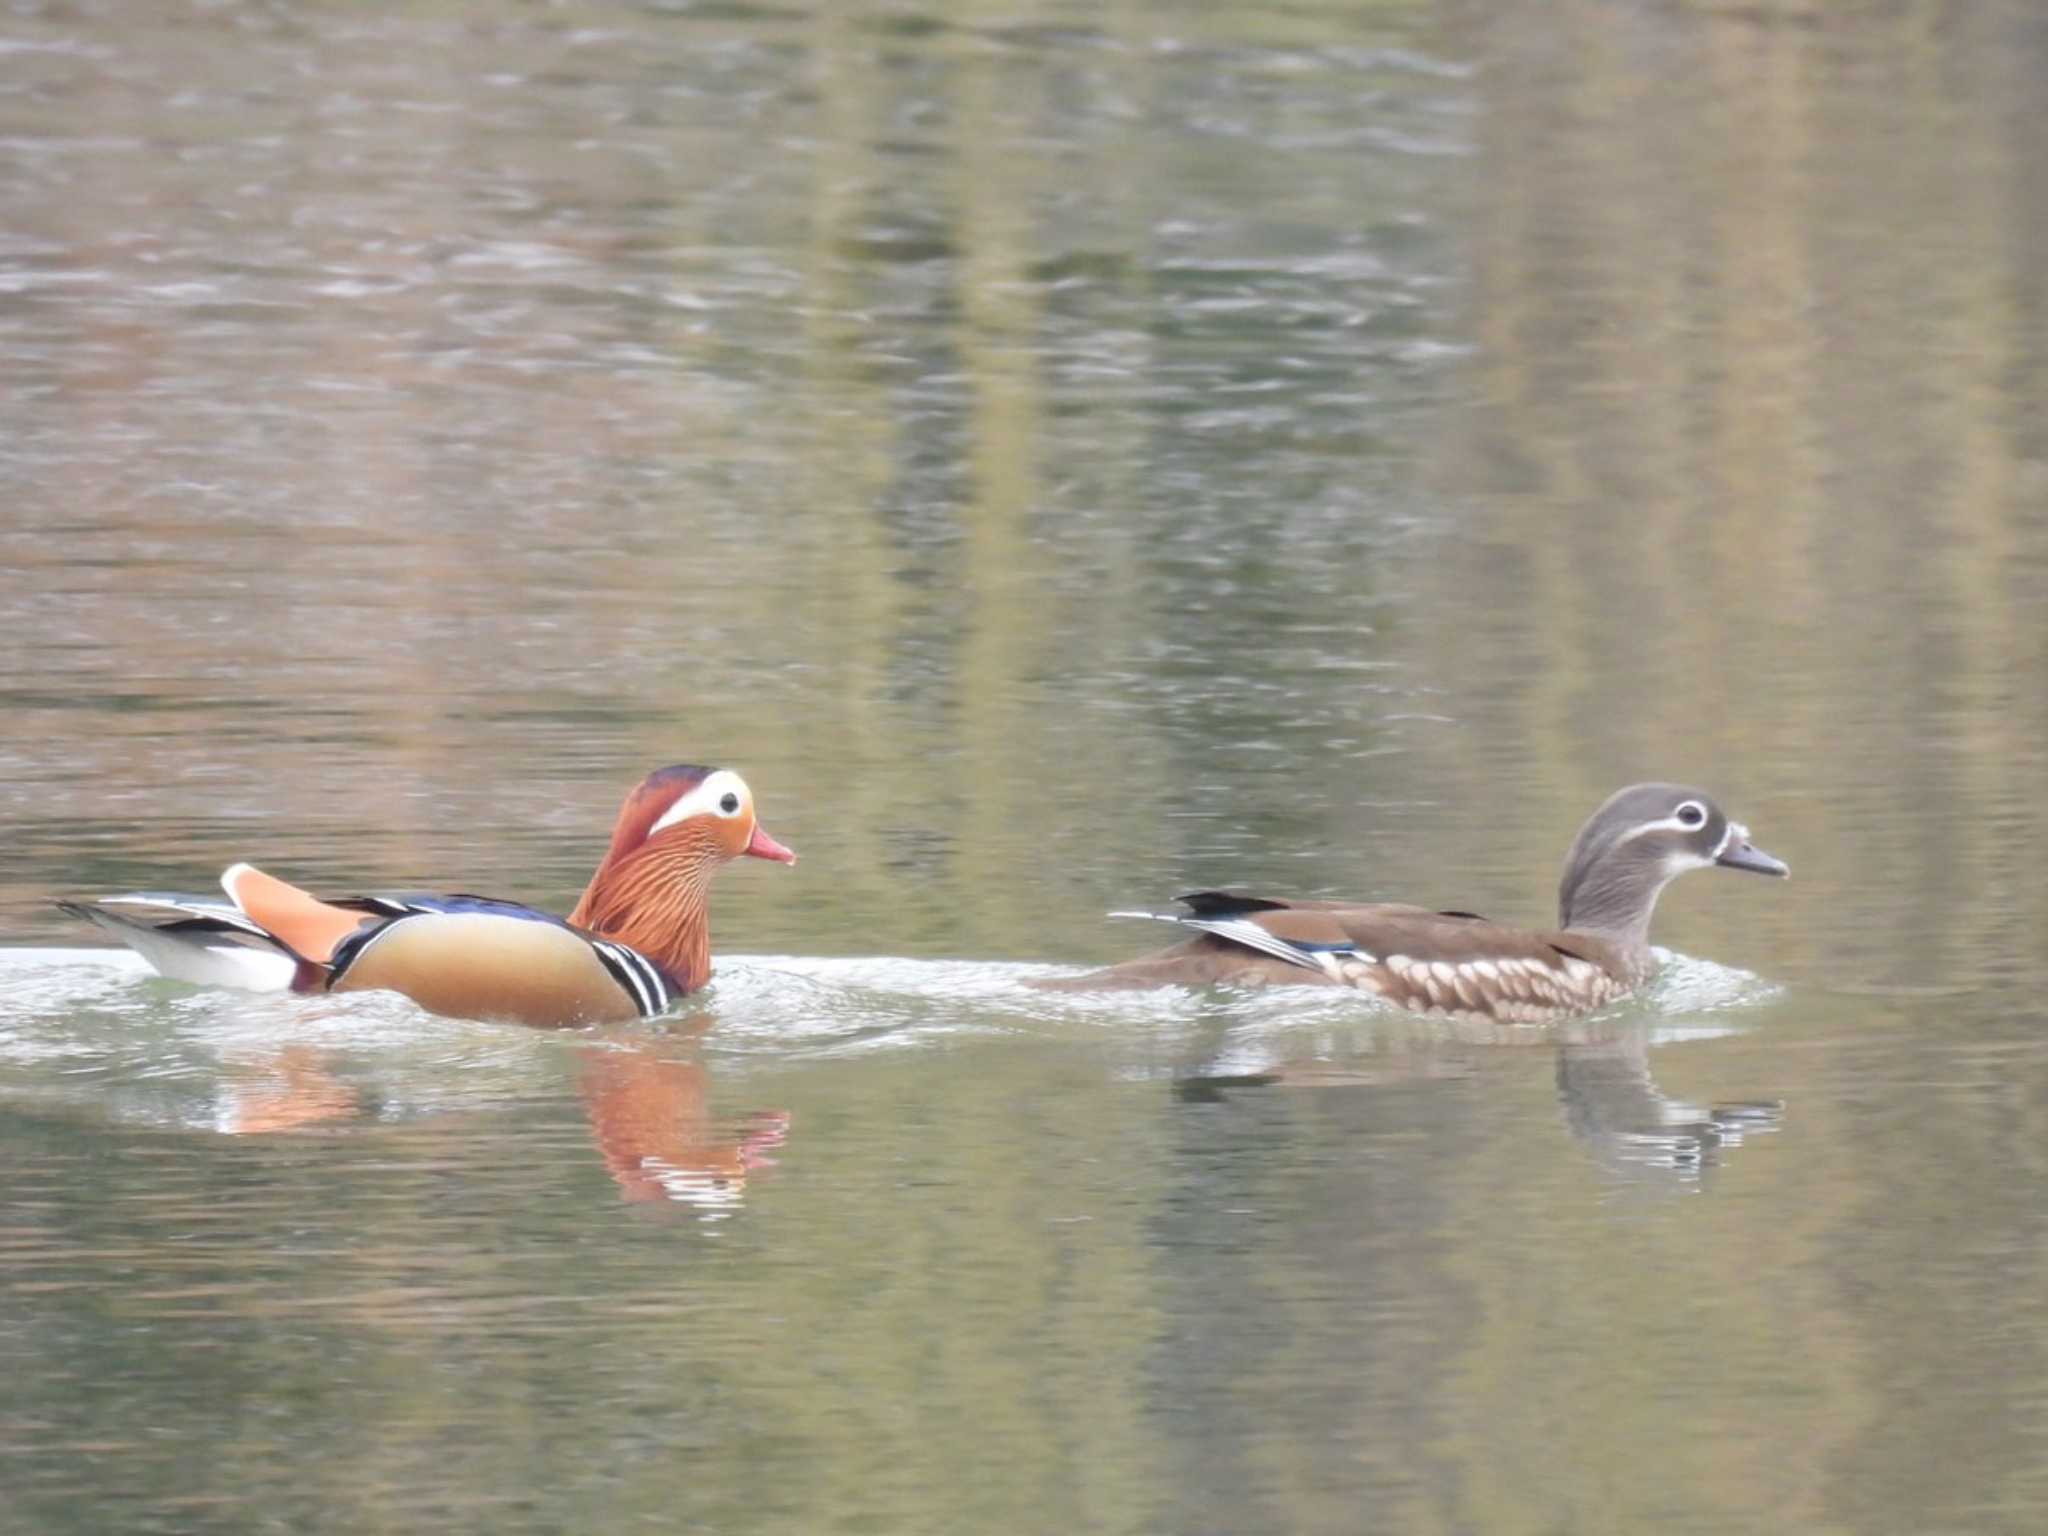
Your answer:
[4,2,2048,1533]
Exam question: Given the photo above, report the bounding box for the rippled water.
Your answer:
[3,942,1806,1531]
[5,1,2048,1532]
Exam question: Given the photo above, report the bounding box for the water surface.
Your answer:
[4,2,2048,1532]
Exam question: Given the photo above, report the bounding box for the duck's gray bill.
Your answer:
[1716,840,1790,878]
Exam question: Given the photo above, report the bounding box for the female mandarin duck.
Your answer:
[60,764,795,1028]
[1042,783,1787,1022]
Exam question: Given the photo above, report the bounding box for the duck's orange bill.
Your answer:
[746,824,797,864]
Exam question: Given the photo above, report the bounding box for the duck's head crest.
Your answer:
[604,764,796,870]
[1558,782,1786,939]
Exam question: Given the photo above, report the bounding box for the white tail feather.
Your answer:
[64,901,295,991]
[1108,908,1324,973]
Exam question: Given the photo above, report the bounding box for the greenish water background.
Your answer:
[4,2,2047,1532]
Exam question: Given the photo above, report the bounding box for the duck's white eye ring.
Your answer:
[1676,801,1708,829]
[649,770,752,837]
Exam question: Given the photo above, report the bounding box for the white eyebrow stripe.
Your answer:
[650,770,750,836]
[1614,810,1708,844]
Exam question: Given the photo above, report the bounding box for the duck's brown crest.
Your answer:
[593,764,716,870]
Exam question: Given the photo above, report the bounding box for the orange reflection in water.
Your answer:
[211,1025,788,1213]
[216,1044,360,1135]
[578,1030,788,1210]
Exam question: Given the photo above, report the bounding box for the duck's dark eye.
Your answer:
[1676,801,1707,829]
[719,792,740,815]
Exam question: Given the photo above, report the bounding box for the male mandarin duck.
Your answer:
[1041,783,1787,1022]
[60,764,795,1028]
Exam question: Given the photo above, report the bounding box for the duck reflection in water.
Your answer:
[1554,1029,1781,1189]
[578,1027,788,1212]
[1174,1019,1781,1193]
[211,1022,788,1214]
[215,1043,361,1135]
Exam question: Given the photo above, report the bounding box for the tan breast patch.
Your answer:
[333,912,641,1027]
